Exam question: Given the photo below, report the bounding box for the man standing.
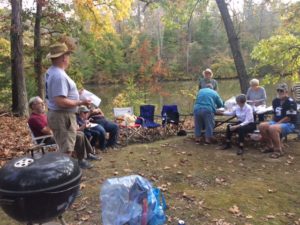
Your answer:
[45,43,91,157]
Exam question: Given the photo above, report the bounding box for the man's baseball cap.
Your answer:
[276,83,288,91]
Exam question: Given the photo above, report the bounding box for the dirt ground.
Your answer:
[1,129,300,225]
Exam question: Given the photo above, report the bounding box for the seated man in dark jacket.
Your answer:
[88,105,119,149]
[258,83,297,158]
[28,96,99,169]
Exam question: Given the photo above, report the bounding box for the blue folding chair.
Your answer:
[138,105,161,128]
[161,105,184,135]
[161,105,180,126]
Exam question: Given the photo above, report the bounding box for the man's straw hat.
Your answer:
[47,43,73,59]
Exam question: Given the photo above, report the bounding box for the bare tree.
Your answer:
[11,0,28,116]
[216,0,249,93]
[34,0,44,99]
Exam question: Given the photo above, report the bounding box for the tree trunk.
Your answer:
[34,0,44,99]
[11,0,28,116]
[216,0,249,93]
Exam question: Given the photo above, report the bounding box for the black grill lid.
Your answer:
[0,152,81,194]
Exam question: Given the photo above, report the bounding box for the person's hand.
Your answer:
[215,109,223,115]
[229,125,239,131]
[81,99,92,106]
[85,120,91,128]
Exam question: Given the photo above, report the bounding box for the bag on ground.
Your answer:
[100,175,167,225]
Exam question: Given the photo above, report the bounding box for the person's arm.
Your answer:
[215,94,224,109]
[223,110,235,116]
[277,99,297,123]
[90,107,105,117]
[214,79,218,91]
[276,116,291,124]
[262,87,267,102]
[54,96,91,108]
[41,126,52,135]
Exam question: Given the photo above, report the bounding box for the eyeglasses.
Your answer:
[277,89,284,93]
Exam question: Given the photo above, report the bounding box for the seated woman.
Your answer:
[77,105,107,151]
[246,78,267,122]
[219,94,256,155]
[258,83,297,158]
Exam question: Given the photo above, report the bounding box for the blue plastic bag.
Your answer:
[100,175,167,225]
[148,188,167,225]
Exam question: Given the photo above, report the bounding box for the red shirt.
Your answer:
[28,113,48,137]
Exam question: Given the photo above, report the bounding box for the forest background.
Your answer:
[0,0,300,116]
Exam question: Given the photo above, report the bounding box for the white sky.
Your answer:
[1,0,299,10]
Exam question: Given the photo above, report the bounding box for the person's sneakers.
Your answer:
[78,159,93,169]
[87,153,102,161]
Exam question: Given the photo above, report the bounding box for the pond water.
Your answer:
[85,79,288,118]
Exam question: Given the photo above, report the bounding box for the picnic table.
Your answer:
[214,106,273,129]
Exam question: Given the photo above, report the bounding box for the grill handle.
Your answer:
[44,184,80,194]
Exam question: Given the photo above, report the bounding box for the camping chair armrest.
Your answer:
[33,135,53,143]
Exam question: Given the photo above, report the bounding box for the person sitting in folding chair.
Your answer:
[28,97,56,146]
[218,94,256,155]
[28,96,99,169]
[258,83,297,158]
[88,105,119,149]
[77,105,109,151]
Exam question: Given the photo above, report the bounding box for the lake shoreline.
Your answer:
[86,76,240,86]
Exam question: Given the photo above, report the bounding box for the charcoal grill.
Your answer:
[0,151,82,225]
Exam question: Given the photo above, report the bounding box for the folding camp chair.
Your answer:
[27,123,58,151]
[138,105,161,141]
[161,105,183,135]
[292,84,300,139]
[113,107,144,145]
[292,83,300,104]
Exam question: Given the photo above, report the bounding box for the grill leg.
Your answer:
[58,215,67,225]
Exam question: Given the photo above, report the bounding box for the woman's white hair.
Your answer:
[249,78,259,86]
[28,96,41,109]
[202,68,213,77]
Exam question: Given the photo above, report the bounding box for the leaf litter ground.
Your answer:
[0,115,300,225]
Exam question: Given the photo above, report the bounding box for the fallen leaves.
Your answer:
[267,189,277,193]
[228,205,242,216]
[0,115,32,166]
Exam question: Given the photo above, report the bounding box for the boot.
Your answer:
[221,142,231,150]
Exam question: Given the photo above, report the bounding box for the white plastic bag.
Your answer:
[224,96,237,112]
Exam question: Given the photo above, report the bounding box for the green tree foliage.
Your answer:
[251,34,300,81]
[0,37,11,108]
[251,2,300,82]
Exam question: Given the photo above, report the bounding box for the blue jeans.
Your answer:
[268,121,295,136]
[194,108,215,138]
[87,125,106,150]
[93,117,119,147]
